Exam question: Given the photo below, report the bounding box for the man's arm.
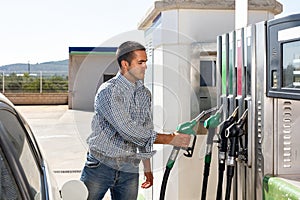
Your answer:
[141,159,153,189]
[140,132,191,189]
[154,132,190,148]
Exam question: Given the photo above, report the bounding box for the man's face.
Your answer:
[125,50,148,83]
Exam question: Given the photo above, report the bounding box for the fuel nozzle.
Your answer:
[224,109,248,200]
[194,106,218,122]
[216,106,239,165]
[176,106,218,157]
[215,106,239,200]
[204,105,223,129]
[221,107,239,133]
[201,105,223,200]
[225,109,248,164]
[219,107,239,144]
[225,109,248,139]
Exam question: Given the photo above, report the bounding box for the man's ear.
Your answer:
[121,60,129,70]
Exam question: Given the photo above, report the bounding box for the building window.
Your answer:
[200,60,216,87]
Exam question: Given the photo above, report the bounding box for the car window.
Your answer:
[0,109,42,199]
[0,149,21,199]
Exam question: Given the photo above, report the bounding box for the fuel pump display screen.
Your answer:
[282,41,300,89]
[267,14,300,99]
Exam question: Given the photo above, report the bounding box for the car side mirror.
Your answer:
[60,180,88,200]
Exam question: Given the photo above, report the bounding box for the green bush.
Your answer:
[0,72,68,93]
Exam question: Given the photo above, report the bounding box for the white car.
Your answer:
[0,93,87,200]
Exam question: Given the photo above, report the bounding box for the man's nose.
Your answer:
[143,62,147,69]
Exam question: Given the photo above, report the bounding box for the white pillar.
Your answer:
[235,0,248,29]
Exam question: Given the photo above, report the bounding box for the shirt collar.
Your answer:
[116,72,144,92]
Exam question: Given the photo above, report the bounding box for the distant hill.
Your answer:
[0,59,68,74]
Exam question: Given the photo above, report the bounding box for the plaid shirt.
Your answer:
[87,72,157,160]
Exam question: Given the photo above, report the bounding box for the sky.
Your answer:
[0,0,154,66]
[0,0,299,66]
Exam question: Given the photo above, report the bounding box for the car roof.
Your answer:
[0,93,15,108]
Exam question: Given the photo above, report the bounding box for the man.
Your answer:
[80,41,191,200]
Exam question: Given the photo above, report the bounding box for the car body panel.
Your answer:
[0,93,61,200]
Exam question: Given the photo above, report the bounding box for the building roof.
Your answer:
[138,0,283,30]
[69,47,117,55]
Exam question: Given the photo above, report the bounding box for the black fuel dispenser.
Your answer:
[224,109,248,200]
[215,107,239,200]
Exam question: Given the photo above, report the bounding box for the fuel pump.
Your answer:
[235,28,246,115]
[228,31,237,115]
[233,28,247,200]
[241,24,255,200]
[200,105,223,200]
[262,14,300,199]
[215,106,239,200]
[215,13,300,200]
[159,107,217,200]
[215,32,239,200]
[221,33,230,121]
[224,109,248,200]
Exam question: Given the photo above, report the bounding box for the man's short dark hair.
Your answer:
[116,41,146,67]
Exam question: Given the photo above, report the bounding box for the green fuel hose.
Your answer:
[201,105,223,200]
[159,107,217,200]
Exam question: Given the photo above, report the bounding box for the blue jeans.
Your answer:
[80,153,140,200]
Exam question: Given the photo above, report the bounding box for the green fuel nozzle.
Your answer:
[176,106,218,157]
[201,105,223,200]
[160,106,219,200]
[203,105,223,129]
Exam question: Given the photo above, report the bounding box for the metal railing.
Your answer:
[0,71,68,93]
